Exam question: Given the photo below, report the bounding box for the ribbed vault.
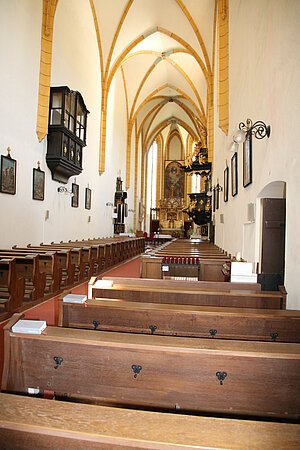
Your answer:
[36,0,229,228]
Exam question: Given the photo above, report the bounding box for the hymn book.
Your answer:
[12,320,47,334]
[63,293,87,303]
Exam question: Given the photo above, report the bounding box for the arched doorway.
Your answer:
[257,181,286,291]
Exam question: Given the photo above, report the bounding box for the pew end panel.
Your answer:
[2,313,25,392]
[88,276,97,299]
[279,285,287,309]
[141,256,163,279]
[0,259,25,313]
[58,289,71,327]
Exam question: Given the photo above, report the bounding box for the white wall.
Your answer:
[213,0,300,308]
[0,0,43,246]
[0,0,130,246]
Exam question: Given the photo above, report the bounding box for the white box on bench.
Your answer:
[231,274,258,283]
[231,262,257,283]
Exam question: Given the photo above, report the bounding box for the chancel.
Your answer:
[0,1,299,448]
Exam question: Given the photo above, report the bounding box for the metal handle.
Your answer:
[93,320,100,330]
[221,263,230,276]
[216,371,227,385]
[54,356,63,369]
[270,332,278,342]
[149,324,157,335]
[131,364,142,378]
[209,329,217,337]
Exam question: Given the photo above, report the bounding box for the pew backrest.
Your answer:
[59,297,300,342]
[3,313,300,419]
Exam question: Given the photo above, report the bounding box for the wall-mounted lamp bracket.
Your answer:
[239,118,271,140]
[57,186,74,196]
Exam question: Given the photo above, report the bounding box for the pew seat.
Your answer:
[3,314,300,419]
[0,394,299,449]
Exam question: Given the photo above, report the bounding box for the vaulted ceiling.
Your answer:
[91,0,216,167]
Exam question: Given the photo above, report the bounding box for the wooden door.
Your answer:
[260,198,286,290]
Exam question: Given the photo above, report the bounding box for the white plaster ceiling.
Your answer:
[93,0,214,152]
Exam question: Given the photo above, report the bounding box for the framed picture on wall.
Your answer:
[243,134,252,187]
[216,184,220,210]
[213,187,216,212]
[71,183,79,207]
[231,152,238,197]
[224,166,229,202]
[32,167,45,201]
[85,187,91,210]
[0,152,17,195]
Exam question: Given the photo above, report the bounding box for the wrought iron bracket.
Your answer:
[239,118,271,140]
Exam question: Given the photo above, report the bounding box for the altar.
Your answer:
[150,197,192,236]
[159,197,185,230]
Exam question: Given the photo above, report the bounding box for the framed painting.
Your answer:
[164,160,185,198]
[243,134,252,187]
[71,183,79,207]
[0,154,17,195]
[85,187,91,210]
[224,166,229,203]
[231,152,238,197]
[32,168,45,201]
[213,187,216,212]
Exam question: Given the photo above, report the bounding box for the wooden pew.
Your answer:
[1,394,299,449]
[27,245,76,287]
[101,276,262,292]
[91,283,286,309]
[86,240,112,268]
[50,243,92,280]
[3,314,300,419]
[72,241,108,274]
[141,255,231,281]
[81,239,118,267]
[39,244,85,283]
[86,236,144,260]
[0,254,45,303]
[59,297,300,342]
[0,259,25,313]
[5,248,61,295]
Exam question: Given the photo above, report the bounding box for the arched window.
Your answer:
[146,141,158,213]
